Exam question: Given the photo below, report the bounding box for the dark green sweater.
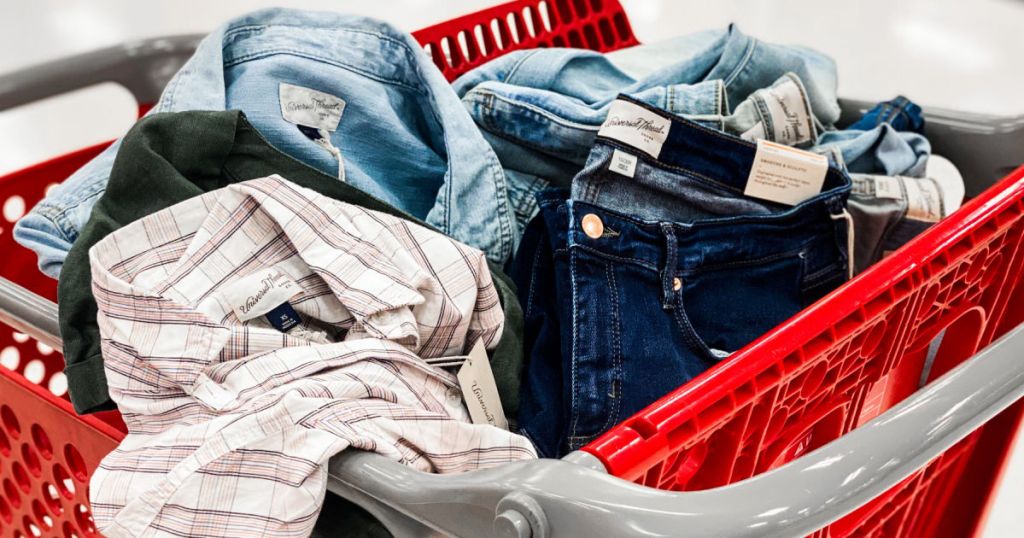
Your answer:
[58,110,523,424]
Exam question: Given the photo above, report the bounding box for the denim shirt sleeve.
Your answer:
[13,139,122,278]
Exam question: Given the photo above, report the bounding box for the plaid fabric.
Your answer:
[88,176,535,537]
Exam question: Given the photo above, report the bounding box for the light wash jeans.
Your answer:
[453,25,930,217]
[16,8,518,277]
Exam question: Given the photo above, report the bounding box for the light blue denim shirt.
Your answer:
[451,25,930,216]
[16,8,517,277]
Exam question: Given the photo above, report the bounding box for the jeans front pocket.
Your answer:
[672,249,808,362]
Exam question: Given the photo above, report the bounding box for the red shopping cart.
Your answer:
[0,1,1022,537]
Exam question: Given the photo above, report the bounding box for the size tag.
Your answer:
[222,267,301,322]
[903,178,944,223]
[758,75,816,146]
[265,302,302,332]
[456,340,508,430]
[598,99,671,158]
[609,149,638,178]
[873,175,904,200]
[279,83,346,132]
[744,139,829,206]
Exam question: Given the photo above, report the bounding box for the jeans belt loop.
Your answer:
[660,222,679,310]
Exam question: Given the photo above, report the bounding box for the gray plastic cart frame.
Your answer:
[1,36,1023,538]
[0,275,1021,538]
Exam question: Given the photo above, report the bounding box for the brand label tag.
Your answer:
[759,75,816,146]
[456,340,508,430]
[903,178,944,222]
[279,82,346,132]
[265,302,302,333]
[598,99,671,158]
[609,148,638,178]
[744,139,829,206]
[222,267,301,322]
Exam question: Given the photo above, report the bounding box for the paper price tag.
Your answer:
[456,340,508,430]
[744,139,829,206]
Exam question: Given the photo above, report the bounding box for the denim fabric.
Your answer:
[848,175,934,274]
[816,124,931,177]
[847,155,964,274]
[452,25,839,200]
[514,98,851,457]
[16,8,517,277]
[847,96,925,134]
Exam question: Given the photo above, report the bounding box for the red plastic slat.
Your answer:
[411,0,638,82]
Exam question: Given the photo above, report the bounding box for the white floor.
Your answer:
[0,1,1022,535]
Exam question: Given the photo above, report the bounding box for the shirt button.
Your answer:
[446,388,462,406]
[581,214,604,239]
[673,277,682,291]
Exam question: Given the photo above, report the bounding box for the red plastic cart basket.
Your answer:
[0,1,1022,537]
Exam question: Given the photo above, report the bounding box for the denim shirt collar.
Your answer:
[17,8,516,272]
[159,8,516,262]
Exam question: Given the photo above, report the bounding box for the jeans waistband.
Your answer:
[584,94,851,204]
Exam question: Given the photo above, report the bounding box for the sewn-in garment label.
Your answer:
[744,139,829,206]
[279,82,346,132]
[222,267,301,322]
[903,178,944,222]
[598,99,671,158]
[759,75,816,146]
[609,148,638,178]
[456,340,508,430]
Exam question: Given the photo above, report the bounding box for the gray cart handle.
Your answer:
[0,35,202,111]
[329,324,1024,538]
[1,276,1021,538]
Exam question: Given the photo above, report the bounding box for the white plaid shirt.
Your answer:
[87,175,535,537]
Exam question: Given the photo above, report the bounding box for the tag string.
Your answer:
[831,208,855,279]
[314,128,346,182]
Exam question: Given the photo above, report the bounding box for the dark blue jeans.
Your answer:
[513,98,852,457]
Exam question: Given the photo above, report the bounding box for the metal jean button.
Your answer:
[582,213,604,239]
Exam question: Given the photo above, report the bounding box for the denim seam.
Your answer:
[679,245,810,275]
[223,24,414,53]
[752,93,774,141]
[670,294,719,364]
[481,147,515,262]
[571,244,659,272]
[503,49,543,82]
[468,90,603,132]
[572,238,823,276]
[600,261,623,435]
[30,180,108,243]
[567,204,582,444]
[511,175,549,221]
[523,235,546,318]
[223,48,425,91]
[801,260,845,292]
[722,39,757,89]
